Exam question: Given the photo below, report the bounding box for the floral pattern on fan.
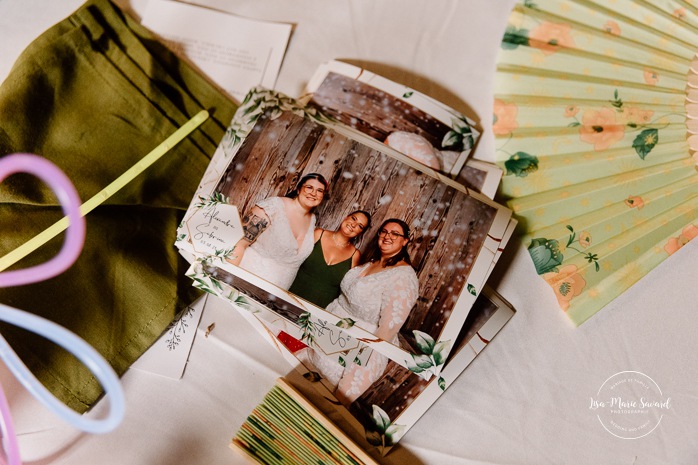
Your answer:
[664,224,698,256]
[543,264,586,312]
[528,225,600,275]
[493,0,698,325]
[565,90,663,159]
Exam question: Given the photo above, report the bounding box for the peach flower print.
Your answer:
[673,8,686,20]
[603,20,621,36]
[493,98,519,135]
[664,225,698,255]
[579,231,592,248]
[529,21,575,55]
[579,108,625,150]
[683,225,698,239]
[622,107,653,125]
[665,237,682,255]
[644,69,659,86]
[564,105,579,118]
[543,264,586,311]
[624,195,644,210]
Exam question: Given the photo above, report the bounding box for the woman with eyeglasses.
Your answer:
[303,218,419,406]
[288,210,372,308]
[225,173,329,290]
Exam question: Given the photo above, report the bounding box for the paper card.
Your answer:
[141,0,291,101]
[183,199,243,257]
[176,87,514,381]
[303,60,481,179]
[131,294,207,379]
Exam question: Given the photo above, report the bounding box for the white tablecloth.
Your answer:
[1,1,696,464]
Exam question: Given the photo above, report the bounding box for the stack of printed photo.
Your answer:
[175,60,517,459]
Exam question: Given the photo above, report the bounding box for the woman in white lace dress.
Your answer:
[307,218,419,405]
[225,173,329,290]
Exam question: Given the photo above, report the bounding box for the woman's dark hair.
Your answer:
[361,218,413,268]
[345,210,372,245]
[285,172,330,201]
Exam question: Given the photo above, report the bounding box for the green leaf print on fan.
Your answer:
[503,152,539,177]
[502,12,574,55]
[501,26,530,50]
[528,225,601,275]
[528,237,563,274]
[565,89,666,159]
[563,225,600,272]
[632,129,659,160]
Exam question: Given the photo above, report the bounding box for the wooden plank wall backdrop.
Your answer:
[310,72,495,195]
[308,72,450,148]
[214,109,497,348]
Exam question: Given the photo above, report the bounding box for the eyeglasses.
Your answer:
[301,184,325,196]
[378,229,406,240]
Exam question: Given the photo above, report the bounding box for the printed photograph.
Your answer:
[348,287,507,424]
[273,285,516,455]
[178,88,512,407]
[304,60,480,180]
[200,266,514,455]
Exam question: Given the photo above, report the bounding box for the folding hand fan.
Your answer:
[493,0,698,325]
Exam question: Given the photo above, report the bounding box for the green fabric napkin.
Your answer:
[0,0,237,412]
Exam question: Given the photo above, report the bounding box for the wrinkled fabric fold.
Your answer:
[0,0,236,411]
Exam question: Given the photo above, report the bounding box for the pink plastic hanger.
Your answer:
[0,154,85,287]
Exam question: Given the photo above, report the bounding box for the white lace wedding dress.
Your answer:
[239,196,316,290]
[306,262,419,404]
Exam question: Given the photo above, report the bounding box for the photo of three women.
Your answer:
[224,172,419,405]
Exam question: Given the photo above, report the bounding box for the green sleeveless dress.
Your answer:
[289,231,355,308]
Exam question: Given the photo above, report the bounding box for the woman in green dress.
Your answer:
[289,210,371,307]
